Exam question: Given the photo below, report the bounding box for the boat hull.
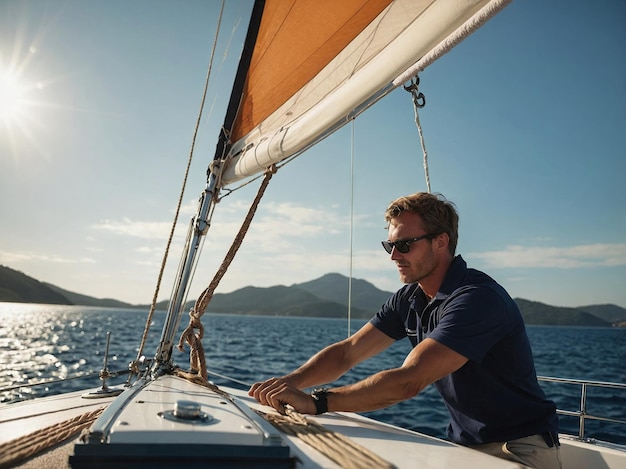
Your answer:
[1,375,625,469]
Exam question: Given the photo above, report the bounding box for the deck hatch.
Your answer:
[69,443,295,468]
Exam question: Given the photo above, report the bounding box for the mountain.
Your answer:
[515,298,611,327]
[2,264,625,326]
[44,282,138,309]
[294,273,392,312]
[576,304,626,326]
[0,265,71,305]
[206,285,371,318]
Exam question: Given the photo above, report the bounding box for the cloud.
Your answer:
[83,202,359,283]
[181,200,357,254]
[0,250,95,264]
[89,199,372,248]
[88,201,334,245]
[91,218,180,240]
[468,243,626,269]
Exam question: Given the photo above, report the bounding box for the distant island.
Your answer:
[1,264,625,327]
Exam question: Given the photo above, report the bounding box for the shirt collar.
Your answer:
[437,254,467,298]
[411,254,467,305]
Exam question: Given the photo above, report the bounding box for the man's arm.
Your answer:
[251,337,467,414]
[327,338,468,412]
[248,323,394,406]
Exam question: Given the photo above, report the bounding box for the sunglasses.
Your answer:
[381,233,438,254]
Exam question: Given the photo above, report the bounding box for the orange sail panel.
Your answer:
[230,0,393,142]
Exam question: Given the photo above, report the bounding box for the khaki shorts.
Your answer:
[471,434,562,469]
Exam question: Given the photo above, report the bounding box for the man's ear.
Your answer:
[436,233,450,252]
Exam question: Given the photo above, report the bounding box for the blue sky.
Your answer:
[1,0,624,309]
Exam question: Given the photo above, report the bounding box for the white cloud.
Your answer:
[0,250,95,264]
[90,218,181,240]
[468,243,626,269]
[193,200,357,255]
[89,199,367,249]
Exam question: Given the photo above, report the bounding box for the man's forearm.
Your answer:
[285,341,355,389]
[326,367,423,413]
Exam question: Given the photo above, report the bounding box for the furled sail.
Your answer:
[216,0,511,186]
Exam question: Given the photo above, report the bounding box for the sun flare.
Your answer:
[0,55,51,165]
[0,70,29,124]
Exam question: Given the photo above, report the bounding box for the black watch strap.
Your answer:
[310,388,329,415]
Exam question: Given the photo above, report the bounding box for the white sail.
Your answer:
[219,0,511,186]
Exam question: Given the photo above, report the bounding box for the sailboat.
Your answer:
[1,0,625,468]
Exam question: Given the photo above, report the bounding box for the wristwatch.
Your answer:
[310,388,329,415]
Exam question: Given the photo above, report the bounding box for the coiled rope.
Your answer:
[0,407,105,468]
[260,409,394,469]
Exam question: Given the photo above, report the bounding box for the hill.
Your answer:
[206,285,370,318]
[44,283,138,309]
[0,265,71,305]
[514,298,611,327]
[294,273,392,312]
[576,304,626,326]
[2,264,625,326]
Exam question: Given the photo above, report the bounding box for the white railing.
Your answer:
[538,376,626,442]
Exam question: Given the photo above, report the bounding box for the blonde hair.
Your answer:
[385,192,459,255]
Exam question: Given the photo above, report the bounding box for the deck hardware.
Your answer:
[82,332,124,399]
[159,400,215,424]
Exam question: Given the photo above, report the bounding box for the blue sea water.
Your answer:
[0,303,624,445]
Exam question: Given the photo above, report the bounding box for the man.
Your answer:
[249,192,561,469]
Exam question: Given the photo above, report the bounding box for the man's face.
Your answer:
[386,211,437,285]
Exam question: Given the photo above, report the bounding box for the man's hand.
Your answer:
[248,377,317,414]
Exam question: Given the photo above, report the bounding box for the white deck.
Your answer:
[1,375,625,468]
[0,387,118,445]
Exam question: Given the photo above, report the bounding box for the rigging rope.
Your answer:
[177,165,277,380]
[404,76,431,193]
[133,0,227,371]
[347,119,355,337]
[0,407,105,467]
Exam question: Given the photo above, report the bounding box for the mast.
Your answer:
[153,0,266,368]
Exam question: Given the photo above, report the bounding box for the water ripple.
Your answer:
[0,304,624,445]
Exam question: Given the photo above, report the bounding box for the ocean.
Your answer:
[1,303,624,445]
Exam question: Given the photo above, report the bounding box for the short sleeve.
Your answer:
[369,285,415,340]
[428,286,517,363]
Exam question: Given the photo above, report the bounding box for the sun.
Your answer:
[0,55,50,166]
[0,34,54,166]
[0,70,29,124]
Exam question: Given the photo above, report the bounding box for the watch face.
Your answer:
[311,389,328,414]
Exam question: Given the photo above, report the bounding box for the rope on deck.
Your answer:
[0,406,105,468]
[173,370,394,468]
[259,409,395,469]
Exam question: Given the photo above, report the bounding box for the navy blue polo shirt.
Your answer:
[370,255,558,446]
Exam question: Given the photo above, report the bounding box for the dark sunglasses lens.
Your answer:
[395,241,410,253]
[382,240,410,254]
